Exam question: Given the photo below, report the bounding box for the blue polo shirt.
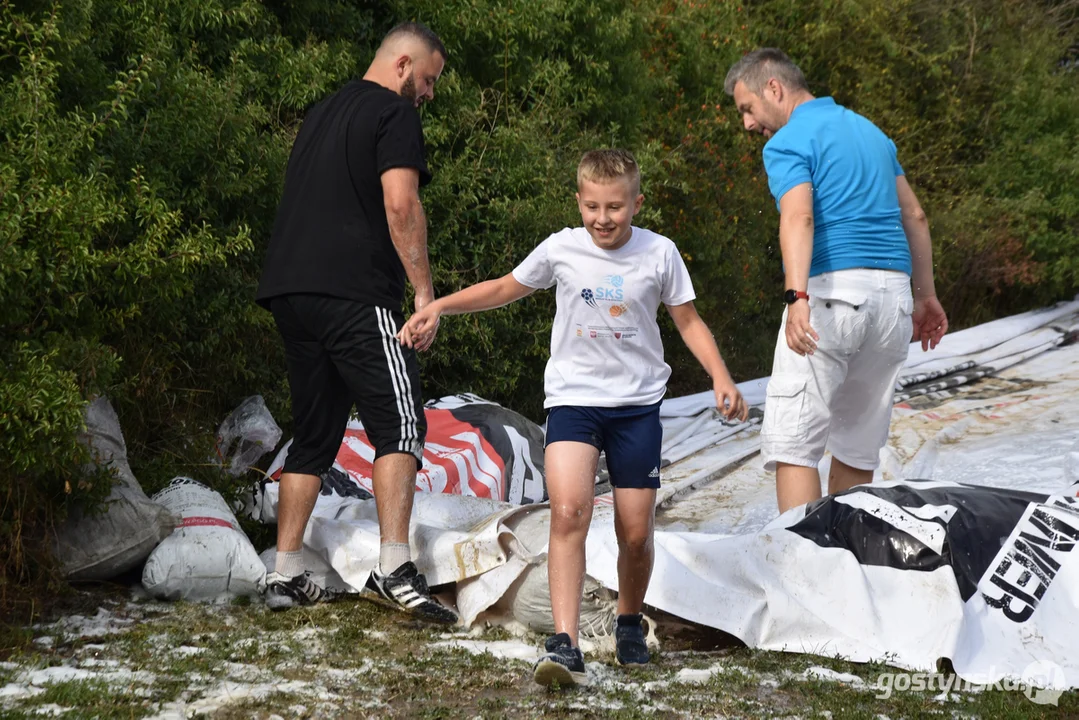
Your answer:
[763,97,912,277]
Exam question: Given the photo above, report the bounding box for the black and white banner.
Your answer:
[586,479,1079,690]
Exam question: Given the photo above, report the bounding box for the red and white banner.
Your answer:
[265,394,547,506]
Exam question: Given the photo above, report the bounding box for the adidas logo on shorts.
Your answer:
[648,466,660,479]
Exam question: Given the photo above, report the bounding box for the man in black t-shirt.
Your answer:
[256,22,456,623]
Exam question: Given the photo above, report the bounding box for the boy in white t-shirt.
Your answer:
[399,150,746,687]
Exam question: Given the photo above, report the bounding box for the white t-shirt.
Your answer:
[512,226,696,408]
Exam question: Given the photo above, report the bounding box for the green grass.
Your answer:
[0,591,1076,718]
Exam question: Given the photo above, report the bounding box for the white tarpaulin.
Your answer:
[250,296,1079,691]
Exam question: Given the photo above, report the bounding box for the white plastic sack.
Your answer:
[55,397,177,581]
[142,477,265,602]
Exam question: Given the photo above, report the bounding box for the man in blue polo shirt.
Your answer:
[724,48,949,513]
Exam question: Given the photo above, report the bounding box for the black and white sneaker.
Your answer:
[364,561,458,624]
[615,613,651,665]
[262,571,334,611]
[533,633,588,687]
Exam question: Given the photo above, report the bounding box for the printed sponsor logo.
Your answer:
[591,274,625,301]
[981,496,1079,623]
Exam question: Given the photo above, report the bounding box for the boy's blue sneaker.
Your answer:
[615,613,651,665]
[533,633,588,687]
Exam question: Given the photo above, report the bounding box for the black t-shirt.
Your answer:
[256,79,431,309]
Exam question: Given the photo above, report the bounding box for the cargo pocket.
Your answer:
[762,376,809,441]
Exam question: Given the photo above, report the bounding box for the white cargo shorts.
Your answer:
[761,268,913,472]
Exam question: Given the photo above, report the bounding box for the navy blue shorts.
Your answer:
[545,403,662,489]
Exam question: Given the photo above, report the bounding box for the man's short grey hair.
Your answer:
[382,21,447,60]
[723,48,808,96]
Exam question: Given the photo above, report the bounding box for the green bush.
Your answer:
[0,0,1076,605]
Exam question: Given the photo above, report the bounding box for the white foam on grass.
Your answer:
[569,698,625,711]
[78,659,127,674]
[322,660,377,684]
[22,667,96,684]
[173,646,205,657]
[674,664,726,684]
[17,665,156,687]
[801,666,867,687]
[222,662,272,683]
[432,639,540,662]
[147,680,311,720]
[35,608,134,641]
[1,683,45,699]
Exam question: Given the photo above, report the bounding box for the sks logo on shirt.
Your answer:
[580,275,627,308]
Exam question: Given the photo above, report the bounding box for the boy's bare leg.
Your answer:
[827,457,873,496]
[775,462,822,514]
[372,452,417,546]
[612,487,657,615]
[277,472,322,552]
[545,441,600,647]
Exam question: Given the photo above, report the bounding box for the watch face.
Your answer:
[784,290,797,304]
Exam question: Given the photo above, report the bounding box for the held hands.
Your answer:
[397,299,441,351]
[714,378,749,423]
[785,300,818,356]
[912,295,948,351]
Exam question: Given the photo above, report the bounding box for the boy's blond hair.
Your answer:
[577,149,641,195]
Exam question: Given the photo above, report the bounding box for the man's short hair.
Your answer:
[577,149,641,194]
[723,48,808,96]
[382,21,447,60]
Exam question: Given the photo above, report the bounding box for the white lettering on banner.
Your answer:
[982,496,1079,623]
[833,494,951,555]
[505,425,544,505]
[904,503,958,524]
[450,431,504,500]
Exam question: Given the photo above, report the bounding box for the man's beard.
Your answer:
[401,72,419,105]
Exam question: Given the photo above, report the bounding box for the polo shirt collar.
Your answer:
[791,96,835,119]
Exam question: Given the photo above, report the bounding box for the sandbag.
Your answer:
[485,505,618,638]
[142,477,265,602]
[55,398,177,581]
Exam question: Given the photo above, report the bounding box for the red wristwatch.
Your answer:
[784,290,809,304]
